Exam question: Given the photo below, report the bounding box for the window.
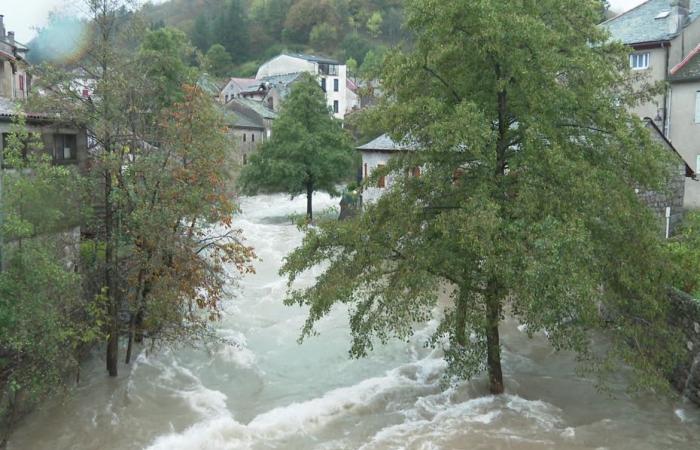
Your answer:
[243,153,247,165]
[630,52,650,70]
[321,78,327,92]
[333,100,339,114]
[243,134,246,142]
[225,94,229,102]
[377,164,386,188]
[251,134,255,142]
[412,166,421,177]
[318,64,338,76]
[695,91,700,124]
[364,163,368,179]
[333,78,339,92]
[18,74,24,91]
[53,134,77,162]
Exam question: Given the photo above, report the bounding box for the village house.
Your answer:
[0,15,88,268]
[357,134,417,204]
[602,0,700,206]
[220,77,260,103]
[222,97,276,166]
[255,53,351,119]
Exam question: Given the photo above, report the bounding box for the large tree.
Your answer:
[31,1,254,376]
[281,0,681,395]
[238,73,355,221]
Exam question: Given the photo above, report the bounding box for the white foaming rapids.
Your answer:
[146,355,445,450]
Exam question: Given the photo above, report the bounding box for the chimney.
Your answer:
[670,0,691,34]
[0,15,5,40]
[7,31,14,45]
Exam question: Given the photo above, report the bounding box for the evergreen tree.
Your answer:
[238,74,355,221]
[281,0,681,395]
[204,44,234,77]
[214,0,250,64]
[191,13,211,52]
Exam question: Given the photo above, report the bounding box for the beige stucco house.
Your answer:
[603,0,700,206]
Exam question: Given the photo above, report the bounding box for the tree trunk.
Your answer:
[485,281,504,395]
[455,289,468,347]
[105,170,119,377]
[125,314,135,364]
[306,182,313,222]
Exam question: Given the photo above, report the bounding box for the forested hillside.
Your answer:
[139,0,408,76]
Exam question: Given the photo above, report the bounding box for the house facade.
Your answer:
[255,53,349,119]
[357,134,416,204]
[0,15,87,268]
[222,97,276,166]
[603,0,700,206]
[220,77,259,103]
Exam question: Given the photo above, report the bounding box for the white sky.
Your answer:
[1,0,650,44]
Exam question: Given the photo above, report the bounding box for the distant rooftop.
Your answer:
[284,52,339,65]
[602,0,700,44]
[357,134,417,152]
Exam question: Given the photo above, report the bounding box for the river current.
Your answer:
[8,193,700,449]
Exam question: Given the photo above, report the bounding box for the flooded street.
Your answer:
[8,193,700,450]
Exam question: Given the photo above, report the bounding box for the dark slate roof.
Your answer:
[223,108,264,129]
[670,43,700,80]
[285,52,339,65]
[602,0,700,44]
[260,72,303,87]
[235,98,277,120]
[197,74,225,96]
[357,134,417,152]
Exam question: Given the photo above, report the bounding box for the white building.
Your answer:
[357,134,418,204]
[255,53,349,119]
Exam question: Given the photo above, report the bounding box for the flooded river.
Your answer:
[8,193,700,449]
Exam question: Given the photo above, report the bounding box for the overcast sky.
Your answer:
[1,0,649,44]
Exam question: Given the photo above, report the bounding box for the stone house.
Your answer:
[602,0,700,206]
[0,15,88,268]
[255,53,350,119]
[220,77,259,103]
[222,97,276,166]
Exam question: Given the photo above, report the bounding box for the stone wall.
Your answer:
[667,289,700,405]
[637,161,687,237]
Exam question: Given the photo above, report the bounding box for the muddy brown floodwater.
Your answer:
[9,193,700,450]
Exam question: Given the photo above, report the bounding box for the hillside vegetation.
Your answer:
[140,0,408,76]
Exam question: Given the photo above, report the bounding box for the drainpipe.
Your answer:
[664,43,670,137]
[666,206,672,239]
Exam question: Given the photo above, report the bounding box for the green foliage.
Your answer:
[139,27,197,108]
[138,0,409,72]
[366,11,383,37]
[282,0,681,394]
[667,211,700,299]
[29,1,255,376]
[0,116,102,404]
[309,23,339,53]
[205,44,234,77]
[238,73,355,220]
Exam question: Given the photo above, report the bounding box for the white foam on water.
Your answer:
[359,394,565,450]
[146,355,444,449]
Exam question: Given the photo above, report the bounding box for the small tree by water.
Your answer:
[238,73,355,221]
[281,0,682,395]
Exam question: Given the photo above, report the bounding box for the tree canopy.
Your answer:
[281,0,681,395]
[238,73,355,220]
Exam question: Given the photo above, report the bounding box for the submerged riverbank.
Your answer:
[7,193,700,450]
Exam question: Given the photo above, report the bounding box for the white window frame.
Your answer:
[695,91,700,124]
[630,52,650,70]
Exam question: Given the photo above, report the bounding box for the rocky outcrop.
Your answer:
[667,289,700,404]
